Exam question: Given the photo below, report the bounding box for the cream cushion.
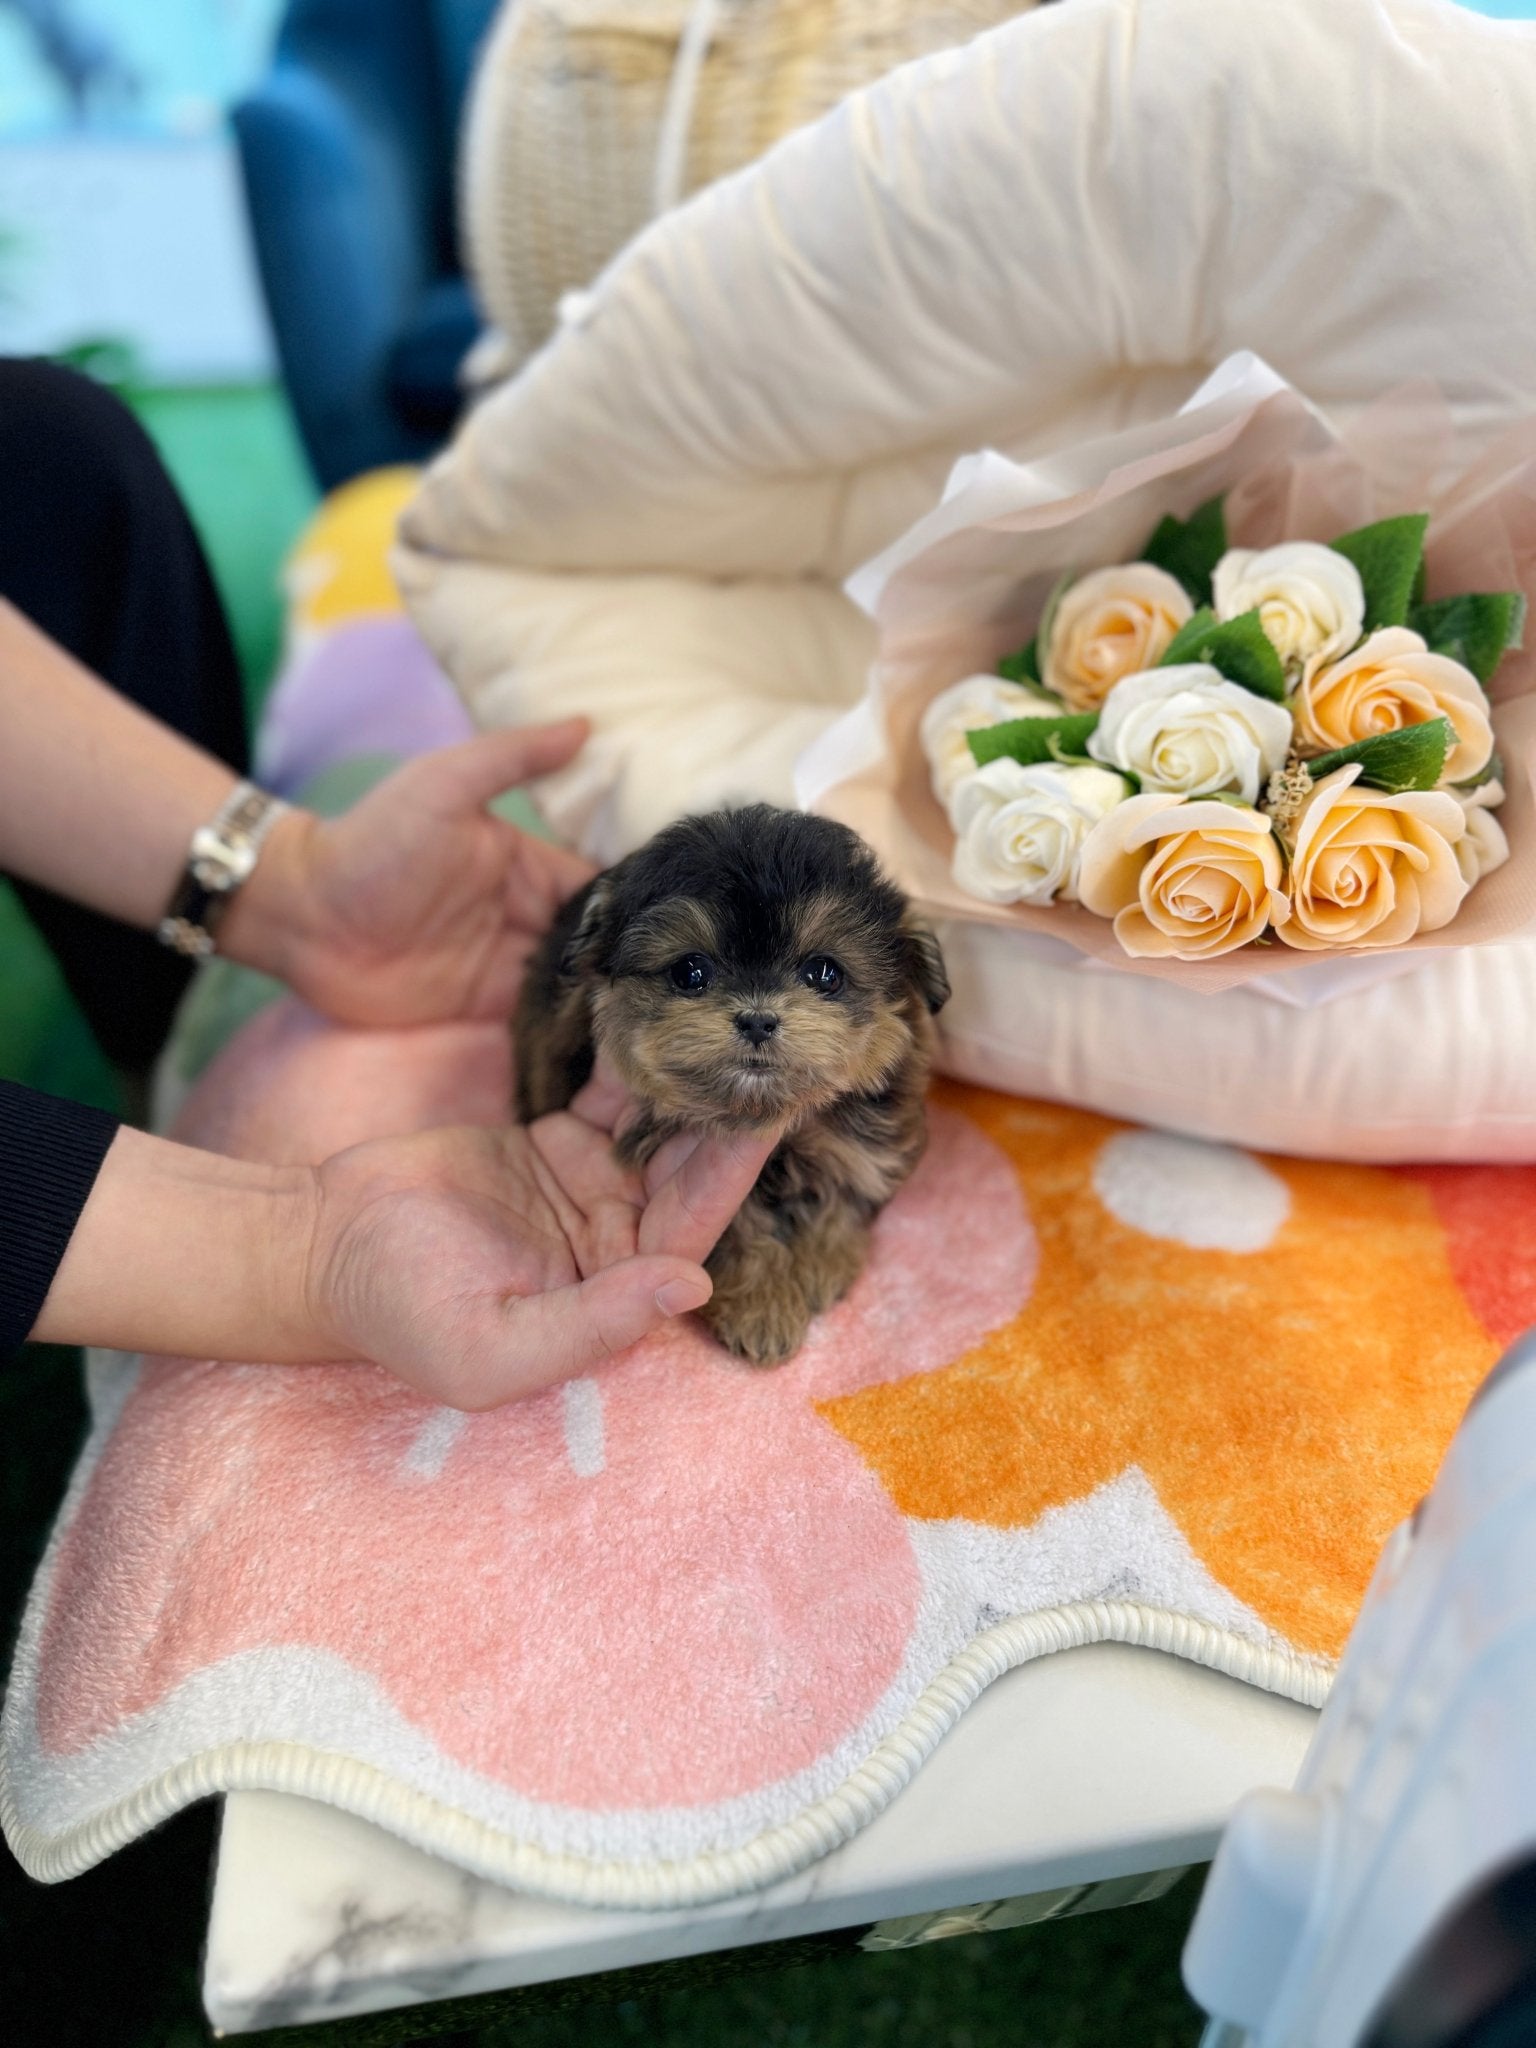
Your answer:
[397,0,1536,1160]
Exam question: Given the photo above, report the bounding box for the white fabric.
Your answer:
[935,920,1536,1163]
[397,0,1536,1159]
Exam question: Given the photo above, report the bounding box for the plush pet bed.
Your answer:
[1,538,1518,1902]
[1,986,1516,1903]
[396,0,1536,1161]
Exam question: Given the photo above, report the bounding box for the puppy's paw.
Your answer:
[701,1286,811,1368]
[796,1218,871,1318]
[703,1231,809,1367]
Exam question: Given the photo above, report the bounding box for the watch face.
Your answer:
[225,836,260,882]
[189,825,258,889]
[168,792,284,949]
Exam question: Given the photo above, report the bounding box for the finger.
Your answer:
[641,1128,704,1196]
[520,1116,632,1261]
[525,1114,645,1275]
[476,1257,713,1401]
[458,932,542,1022]
[504,836,596,916]
[526,1105,642,1194]
[639,1127,778,1265]
[567,1059,633,1135]
[577,1193,644,1278]
[402,720,591,815]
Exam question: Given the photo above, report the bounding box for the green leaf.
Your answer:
[1156,606,1287,700]
[1141,494,1228,605]
[1407,591,1526,687]
[968,713,1100,769]
[1042,734,1138,788]
[1158,604,1216,651]
[1307,716,1452,793]
[996,638,1044,687]
[1329,514,1429,631]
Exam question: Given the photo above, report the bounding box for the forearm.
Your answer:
[31,1124,331,1364]
[0,597,324,983]
[0,598,243,927]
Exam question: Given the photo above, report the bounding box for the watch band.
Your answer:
[157,782,291,959]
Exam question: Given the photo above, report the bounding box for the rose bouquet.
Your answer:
[804,356,1536,998]
[922,505,1523,961]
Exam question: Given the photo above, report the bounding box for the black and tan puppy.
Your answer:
[515,805,950,1365]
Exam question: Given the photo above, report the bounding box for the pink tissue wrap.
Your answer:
[812,364,1536,993]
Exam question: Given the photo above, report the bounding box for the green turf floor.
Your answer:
[132,382,316,721]
[0,382,1210,2046]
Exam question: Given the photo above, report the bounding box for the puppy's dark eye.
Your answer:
[801,955,845,997]
[668,953,715,995]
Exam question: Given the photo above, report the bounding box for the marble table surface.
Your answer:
[203,1639,1317,2035]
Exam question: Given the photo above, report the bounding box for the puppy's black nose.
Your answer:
[735,1010,779,1048]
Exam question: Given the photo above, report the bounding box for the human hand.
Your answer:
[223,721,594,1026]
[300,1082,778,1408]
[36,1084,774,1400]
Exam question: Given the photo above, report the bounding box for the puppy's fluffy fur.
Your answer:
[515,805,950,1364]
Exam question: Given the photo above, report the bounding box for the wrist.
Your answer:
[34,1126,336,1364]
[212,805,323,988]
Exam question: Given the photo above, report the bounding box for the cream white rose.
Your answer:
[1292,627,1495,786]
[1278,764,1468,950]
[951,758,1130,906]
[1212,541,1365,674]
[1077,794,1288,959]
[920,674,1062,815]
[1039,563,1193,712]
[1454,778,1510,887]
[1087,662,1294,804]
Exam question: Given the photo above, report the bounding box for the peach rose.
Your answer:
[1277,764,1468,951]
[1292,628,1494,785]
[1077,793,1289,959]
[1040,564,1193,712]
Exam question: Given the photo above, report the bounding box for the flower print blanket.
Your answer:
[0,475,1521,1901]
[1,986,1523,1905]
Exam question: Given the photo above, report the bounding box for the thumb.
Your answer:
[475,1257,712,1403]
[639,1127,778,1265]
[404,719,591,815]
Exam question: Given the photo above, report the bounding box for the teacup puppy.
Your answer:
[515,805,950,1365]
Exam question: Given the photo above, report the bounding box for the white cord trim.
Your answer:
[652,0,722,217]
[0,1601,1331,1909]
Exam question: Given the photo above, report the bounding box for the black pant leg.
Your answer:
[0,360,248,1071]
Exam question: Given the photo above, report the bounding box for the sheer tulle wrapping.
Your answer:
[805,358,1536,997]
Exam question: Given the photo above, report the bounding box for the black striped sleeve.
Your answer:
[0,1080,119,1355]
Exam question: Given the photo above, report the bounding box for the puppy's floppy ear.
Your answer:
[902,909,950,1015]
[559,871,618,979]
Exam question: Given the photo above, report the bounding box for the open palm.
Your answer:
[282,721,593,1027]
[306,1079,776,1409]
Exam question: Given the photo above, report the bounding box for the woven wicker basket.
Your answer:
[461,0,1041,371]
